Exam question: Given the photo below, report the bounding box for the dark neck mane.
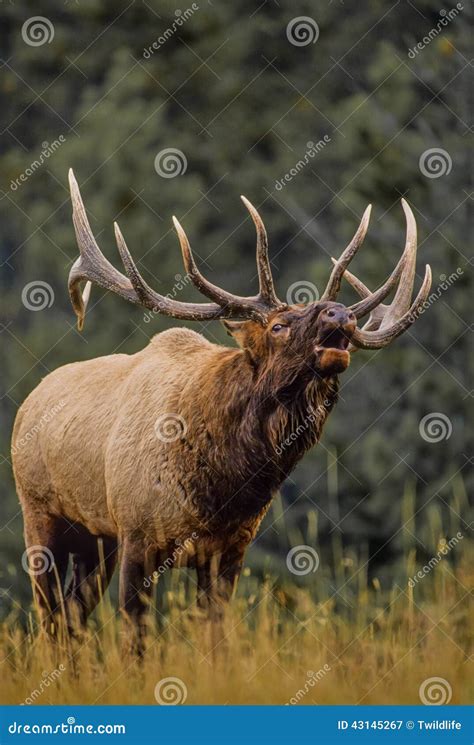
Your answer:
[263,377,338,471]
[197,347,340,528]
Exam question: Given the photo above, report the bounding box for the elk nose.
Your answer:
[321,307,356,328]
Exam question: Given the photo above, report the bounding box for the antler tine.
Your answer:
[331,260,371,299]
[378,199,417,330]
[172,206,286,323]
[351,265,432,349]
[334,260,389,335]
[240,196,282,307]
[68,169,138,329]
[172,217,254,311]
[330,246,405,321]
[321,204,372,301]
[114,221,234,321]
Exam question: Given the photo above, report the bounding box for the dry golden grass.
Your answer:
[1,549,472,706]
[1,480,472,705]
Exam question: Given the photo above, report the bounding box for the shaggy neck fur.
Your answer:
[196,347,339,527]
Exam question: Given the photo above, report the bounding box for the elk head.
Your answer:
[67,169,432,388]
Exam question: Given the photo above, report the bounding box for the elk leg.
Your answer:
[196,556,212,613]
[65,532,118,628]
[217,545,245,606]
[196,546,245,620]
[23,514,69,635]
[119,539,154,657]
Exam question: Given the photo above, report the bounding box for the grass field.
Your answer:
[1,522,471,706]
[1,481,472,706]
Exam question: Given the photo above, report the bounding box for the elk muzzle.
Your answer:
[314,306,356,375]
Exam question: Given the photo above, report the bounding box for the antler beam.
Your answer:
[68,169,284,329]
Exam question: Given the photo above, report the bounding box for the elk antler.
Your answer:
[329,199,432,349]
[321,204,372,301]
[171,195,283,316]
[68,169,284,329]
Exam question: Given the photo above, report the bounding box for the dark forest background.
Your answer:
[0,0,471,610]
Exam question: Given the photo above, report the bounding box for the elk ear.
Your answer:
[221,319,266,366]
[221,319,263,360]
[221,320,248,343]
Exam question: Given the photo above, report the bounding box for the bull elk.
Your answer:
[12,169,431,649]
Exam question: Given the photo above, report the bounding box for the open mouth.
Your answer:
[315,328,351,353]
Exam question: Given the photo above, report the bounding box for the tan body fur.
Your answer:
[13,329,272,552]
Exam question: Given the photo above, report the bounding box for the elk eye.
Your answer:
[271,323,286,333]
